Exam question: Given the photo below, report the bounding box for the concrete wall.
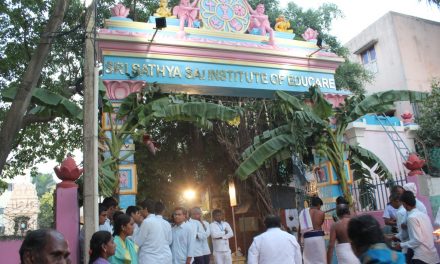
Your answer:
[393,14,440,93]
[345,12,440,116]
[345,12,407,94]
[345,120,417,176]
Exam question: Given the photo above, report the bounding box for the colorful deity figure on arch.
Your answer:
[275,15,293,33]
[173,0,200,38]
[155,0,172,17]
[243,0,274,45]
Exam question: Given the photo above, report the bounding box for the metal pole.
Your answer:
[83,1,99,263]
[231,206,238,254]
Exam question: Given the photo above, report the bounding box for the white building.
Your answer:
[345,12,440,116]
[0,176,39,236]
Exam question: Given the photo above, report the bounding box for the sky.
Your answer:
[279,0,440,43]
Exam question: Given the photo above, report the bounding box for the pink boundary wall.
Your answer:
[55,186,80,264]
[0,187,80,263]
[0,240,22,262]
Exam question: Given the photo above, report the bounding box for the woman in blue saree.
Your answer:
[109,214,138,264]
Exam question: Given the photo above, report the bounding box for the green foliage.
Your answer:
[98,83,239,196]
[422,0,440,7]
[135,121,234,210]
[335,61,373,95]
[31,172,56,197]
[0,0,161,178]
[357,178,377,210]
[349,145,392,181]
[417,80,440,148]
[0,0,84,177]
[2,86,83,121]
[283,2,344,54]
[417,80,440,176]
[236,87,428,205]
[38,191,55,229]
[247,0,281,26]
[349,90,428,122]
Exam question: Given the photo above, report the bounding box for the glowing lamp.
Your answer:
[183,189,196,201]
[229,180,237,207]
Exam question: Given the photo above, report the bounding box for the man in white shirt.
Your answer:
[126,205,144,240]
[210,209,233,264]
[172,207,195,264]
[248,215,302,264]
[155,201,173,258]
[99,197,118,233]
[134,199,172,264]
[390,193,410,258]
[188,207,211,264]
[383,194,399,233]
[403,183,428,214]
[397,191,440,264]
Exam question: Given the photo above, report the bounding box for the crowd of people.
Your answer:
[84,198,234,264]
[248,183,439,264]
[18,182,440,264]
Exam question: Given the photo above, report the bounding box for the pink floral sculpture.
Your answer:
[111,3,130,18]
[234,5,246,16]
[403,153,425,176]
[302,27,319,42]
[54,155,84,188]
[401,111,414,125]
[173,0,200,38]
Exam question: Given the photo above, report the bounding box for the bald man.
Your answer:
[20,228,71,264]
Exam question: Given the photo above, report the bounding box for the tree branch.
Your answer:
[22,114,57,128]
[0,0,71,176]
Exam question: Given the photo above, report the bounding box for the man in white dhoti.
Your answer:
[299,196,326,264]
[210,209,233,264]
[134,199,172,264]
[248,215,302,264]
[326,204,360,264]
[397,191,440,264]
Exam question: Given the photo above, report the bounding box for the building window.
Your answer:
[360,46,378,73]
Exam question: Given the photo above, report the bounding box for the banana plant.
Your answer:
[98,80,240,195]
[2,86,83,121]
[236,86,428,206]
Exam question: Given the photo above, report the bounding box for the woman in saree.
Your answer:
[109,214,138,264]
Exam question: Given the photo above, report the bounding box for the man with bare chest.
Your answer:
[299,196,326,264]
[327,204,360,264]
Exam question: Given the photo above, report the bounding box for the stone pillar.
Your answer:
[54,156,83,264]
